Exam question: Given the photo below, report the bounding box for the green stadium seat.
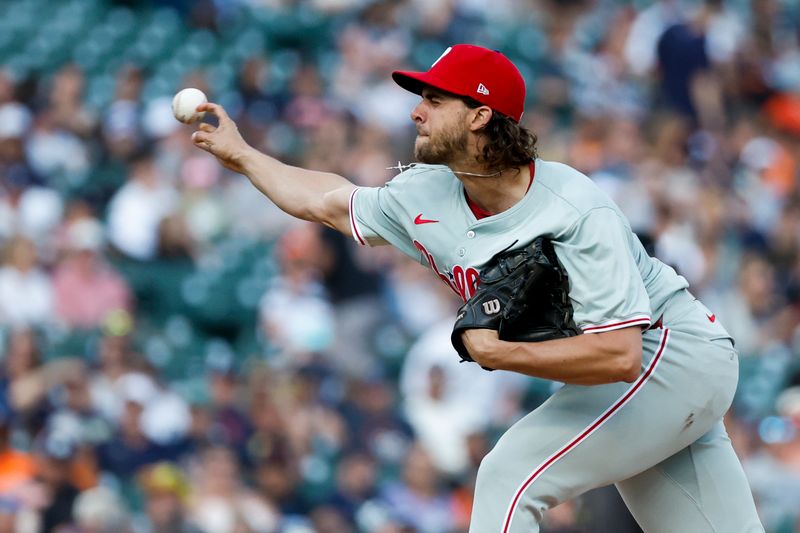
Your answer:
[41,326,101,361]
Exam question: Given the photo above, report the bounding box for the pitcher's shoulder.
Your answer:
[378,164,461,199]
[390,163,457,183]
[534,159,618,216]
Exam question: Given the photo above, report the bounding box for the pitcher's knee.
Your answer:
[475,447,513,493]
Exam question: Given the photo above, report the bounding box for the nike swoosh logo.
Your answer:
[414,214,439,225]
[707,313,716,323]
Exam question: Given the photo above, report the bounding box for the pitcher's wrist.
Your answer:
[236,145,259,174]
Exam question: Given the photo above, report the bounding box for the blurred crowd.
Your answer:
[2,0,800,531]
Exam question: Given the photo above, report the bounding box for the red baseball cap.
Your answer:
[392,44,526,123]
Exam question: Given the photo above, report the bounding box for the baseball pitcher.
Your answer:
[192,44,764,532]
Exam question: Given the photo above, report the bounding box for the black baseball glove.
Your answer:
[451,237,580,367]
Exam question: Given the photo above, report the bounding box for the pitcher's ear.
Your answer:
[469,106,493,132]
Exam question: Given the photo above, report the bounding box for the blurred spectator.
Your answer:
[655,2,720,124]
[95,373,182,479]
[403,364,479,476]
[705,254,782,358]
[653,201,707,285]
[562,10,645,120]
[308,503,354,533]
[106,151,179,261]
[253,455,307,520]
[156,213,196,261]
[400,320,527,473]
[744,387,800,531]
[326,451,379,524]
[283,64,334,133]
[0,236,54,327]
[220,173,295,240]
[46,360,112,452]
[244,378,293,465]
[45,64,96,139]
[384,258,454,337]
[0,401,36,519]
[318,227,387,380]
[72,486,131,533]
[29,432,83,533]
[88,332,136,423]
[236,56,286,146]
[0,102,33,168]
[759,93,800,199]
[1,328,46,434]
[0,71,15,106]
[25,109,91,189]
[259,223,335,365]
[137,462,197,533]
[341,377,413,468]
[0,184,63,250]
[378,444,454,533]
[138,375,192,448]
[178,152,225,248]
[53,218,132,329]
[102,66,144,162]
[0,90,50,245]
[205,368,251,456]
[187,446,279,533]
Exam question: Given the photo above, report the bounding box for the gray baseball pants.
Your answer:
[469,290,764,533]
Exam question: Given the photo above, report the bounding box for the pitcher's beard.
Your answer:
[414,128,469,166]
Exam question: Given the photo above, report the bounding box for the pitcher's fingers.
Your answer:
[197,123,215,133]
[197,102,231,124]
[192,130,210,145]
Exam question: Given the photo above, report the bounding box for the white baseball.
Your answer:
[172,88,207,124]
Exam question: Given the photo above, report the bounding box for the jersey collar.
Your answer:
[464,160,536,220]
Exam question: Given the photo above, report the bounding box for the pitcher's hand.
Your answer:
[460,329,501,368]
[191,103,250,174]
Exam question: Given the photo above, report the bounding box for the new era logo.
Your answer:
[477,83,489,95]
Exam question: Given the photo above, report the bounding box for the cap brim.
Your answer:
[392,70,462,98]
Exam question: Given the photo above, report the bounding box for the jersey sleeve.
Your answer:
[349,183,422,261]
[556,207,652,333]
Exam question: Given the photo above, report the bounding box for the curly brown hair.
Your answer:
[462,96,538,170]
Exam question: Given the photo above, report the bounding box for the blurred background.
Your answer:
[1,0,800,531]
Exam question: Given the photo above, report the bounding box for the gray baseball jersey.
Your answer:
[349,159,763,532]
[351,159,684,332]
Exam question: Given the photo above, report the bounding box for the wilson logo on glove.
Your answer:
[450,237,581,368]
[483,299,501,315]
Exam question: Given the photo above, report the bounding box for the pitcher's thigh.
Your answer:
[469,329,736,533]
[616,421,764,533]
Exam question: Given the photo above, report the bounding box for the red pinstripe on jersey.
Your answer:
[581,315,651,334]
[349,188,366,245]
[501,328,670,533]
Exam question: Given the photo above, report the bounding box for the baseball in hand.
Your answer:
[172,88,207,124]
